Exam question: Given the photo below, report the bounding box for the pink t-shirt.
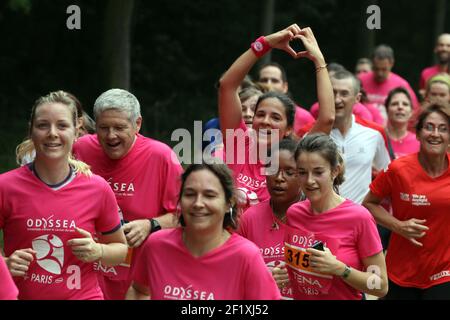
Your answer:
[310,102,373,122]
[238,200,293,299]
[359,71,419,111]
[286,199,382,300]
[419,65,445,90]
[131,228,281,300]
[73,134,183,292]
[293,106,315,135]
[0,166,121,300]
[0,257,18,300]
[362,102,385,126]
[224,121,270,212]
[389,131,420,158]
[74,134,182,222]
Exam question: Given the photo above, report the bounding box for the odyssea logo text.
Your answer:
[28,234,82,289]
[32,234,64,275]
[26,215,76,232]
[261,244,284,259]
[163,285,215,300]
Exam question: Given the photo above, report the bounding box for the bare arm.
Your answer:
[125,281,150,300]
[124,212,178,248]
[96,228,128,266]
[218,24,302,136]
[67,227,128,266]
[338,252,388,298]
[308,248,388,298]
[296,28,334,134]
[362,191,429,247]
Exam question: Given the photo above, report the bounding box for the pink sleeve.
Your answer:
[160,150,183,214]
[96,180,122,234]
[243,248,281,300]
[309,102,319,119]
[294,107,315,133]
[0,258,18,300]
[129,238,151,287]
[353,103,373,121]
[356,210,383,258]
[364,103,384,126]
[419,70,426,90]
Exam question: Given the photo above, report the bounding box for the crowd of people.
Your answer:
[1,24,449,300]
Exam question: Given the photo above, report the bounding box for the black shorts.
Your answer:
[384,279,450,300]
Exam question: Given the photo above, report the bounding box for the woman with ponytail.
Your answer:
[273,133,388,300]
[0,90,127,299]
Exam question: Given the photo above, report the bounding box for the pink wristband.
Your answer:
[251,36,271,57]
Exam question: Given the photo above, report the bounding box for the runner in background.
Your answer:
[359,44,419,125]
[256,61,315,135]
[384,87,420,158]
[419,34,450,98]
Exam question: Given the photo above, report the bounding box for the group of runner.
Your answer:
[1,24,449,300]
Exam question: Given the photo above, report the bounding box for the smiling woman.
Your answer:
[126,163,281,300]
[218,24,334,213]
[363,104,450,300]
[0,91,127,300]
[282,133,388,300]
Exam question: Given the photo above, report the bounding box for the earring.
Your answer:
[229,207,236,226]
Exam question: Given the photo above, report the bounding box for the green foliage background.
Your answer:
[0,0,447,174]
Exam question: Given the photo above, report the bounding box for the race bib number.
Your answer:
[284,226,340,298]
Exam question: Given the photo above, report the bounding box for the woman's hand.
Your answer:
[265,24,302,58]
[5,248,36,277]
[67,227,103,263]
[394,218,429,247]
[294,27,326,66]
[306,247,344,276]
[272,265,290,289]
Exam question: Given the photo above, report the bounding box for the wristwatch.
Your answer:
[149,218,162,234]
[340,265,352,279]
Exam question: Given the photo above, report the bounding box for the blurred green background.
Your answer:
[0,0,449,176]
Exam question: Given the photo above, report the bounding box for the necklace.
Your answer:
[386,127,408,143]
[270,200,286,231]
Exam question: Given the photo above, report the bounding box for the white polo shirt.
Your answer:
[330,115,390,204]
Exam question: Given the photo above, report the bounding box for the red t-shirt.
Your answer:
[370,153,450,288]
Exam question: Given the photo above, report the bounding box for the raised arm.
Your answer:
[296,28,334,134]
[218,24,302,136]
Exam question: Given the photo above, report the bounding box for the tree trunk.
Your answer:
[432,0,446,64]
[102,0,135,90]
[357,0,377,61]
[259,0,275,66]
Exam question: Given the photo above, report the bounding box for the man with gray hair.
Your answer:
[73,88,183,299]
[359,44,419,125]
